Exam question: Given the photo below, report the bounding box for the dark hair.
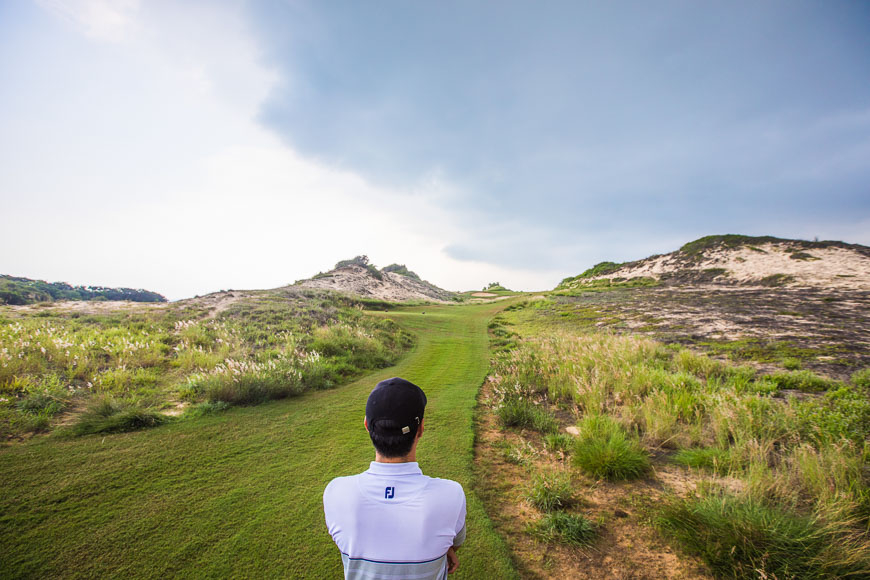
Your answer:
[368,419,418,458]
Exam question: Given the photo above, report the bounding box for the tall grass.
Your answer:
[0,289,414,436]
[490,322,870,576]
[573,414,649,480]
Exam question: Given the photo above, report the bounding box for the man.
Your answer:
[323,377,467,579]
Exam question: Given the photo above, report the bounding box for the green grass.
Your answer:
[0,302,518,579]
[0,288,414,437]
[496,398,558,433]
[573,414,650,480]
[528,512,596,546]
[525,471,574,512]
[657,495,870,579]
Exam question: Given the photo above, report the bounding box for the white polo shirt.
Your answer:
[323,461,467,580]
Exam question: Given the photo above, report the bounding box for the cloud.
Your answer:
[3,1,560,298]
[36,0,139,42]
[251,0,870,268]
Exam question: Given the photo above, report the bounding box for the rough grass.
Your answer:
[528,512,596,546]
[496,398,558,434]
[0,288,413,436]
[525,471,574,512]
[572,414,650,480]
[489,306,870,576]
[657,495,870,579]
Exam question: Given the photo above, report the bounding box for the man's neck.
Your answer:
[374,451,416,463]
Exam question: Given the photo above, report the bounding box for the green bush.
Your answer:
[528,512,596,546]
[795,385,870,443]
[573,414,649,480]
[851,368,870,389]
[497,398,558,434]
[525,472,573,512]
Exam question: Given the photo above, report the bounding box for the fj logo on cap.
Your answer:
[385,486,395,499]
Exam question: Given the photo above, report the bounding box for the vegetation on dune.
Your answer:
[483,282,510,292]
[678,234,869,258]
[0,288,413,437]
[333,254,384,280]
[484,300,870,577]
[381,263,421,279]
[0,274,166,305]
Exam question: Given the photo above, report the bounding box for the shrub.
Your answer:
[525,472,574,512]
[528,512,596,546]
[573,414,649,480]
[497,398,558,434]
[851,368,870,389]
[795,385,870,443]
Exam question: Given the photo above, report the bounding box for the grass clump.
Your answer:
[525,471,574,512]
[181,400,231,418]
[544,433,574,454]
[759,274,795,287]
[71,398,169,436]
[573,414,649,480]
[673,447,732,475]
[528,512,596,546]
[497,398,558,434]
[851,368,870,389]
[657,494,870,579]
[770,370,839,392]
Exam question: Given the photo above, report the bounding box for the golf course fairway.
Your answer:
[0,302,519,578]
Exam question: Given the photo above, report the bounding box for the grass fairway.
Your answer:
[0,303,518,579]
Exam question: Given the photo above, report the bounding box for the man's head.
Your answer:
[365,377,427,458]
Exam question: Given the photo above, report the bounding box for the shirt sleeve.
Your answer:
[453,486,467,547]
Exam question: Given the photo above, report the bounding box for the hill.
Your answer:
[0,274,166,305]
[558,234,870,291]
[298,256,456,302]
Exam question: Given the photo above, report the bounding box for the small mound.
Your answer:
[299,264,455,302]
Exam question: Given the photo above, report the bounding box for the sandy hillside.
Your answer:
[567,237,870,290]
[299,264,455,302]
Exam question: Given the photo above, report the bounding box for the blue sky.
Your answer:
[1,1,869,299]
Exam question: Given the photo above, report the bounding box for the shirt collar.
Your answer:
[367,461,423,476]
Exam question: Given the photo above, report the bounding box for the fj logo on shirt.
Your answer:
[385,486,395,499]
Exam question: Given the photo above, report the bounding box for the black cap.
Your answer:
[366,377,427,435]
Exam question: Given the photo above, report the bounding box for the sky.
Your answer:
[1,0,869,300]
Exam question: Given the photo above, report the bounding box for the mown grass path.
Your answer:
[0,302,518,579]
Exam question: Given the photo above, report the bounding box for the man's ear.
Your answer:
[417,418,424,438]
[364,417,369,432]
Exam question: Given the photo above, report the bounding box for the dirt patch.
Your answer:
[474,379,712,579]
[175,290,258,319]
[472,292,498,297]
[2,300,167,317]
